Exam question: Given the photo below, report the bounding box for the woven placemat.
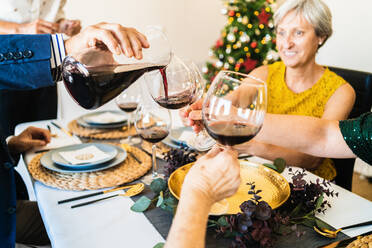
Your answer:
[28,144,151,190]
[68,120,137,140]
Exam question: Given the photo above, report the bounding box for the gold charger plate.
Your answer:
[168,160,290,215]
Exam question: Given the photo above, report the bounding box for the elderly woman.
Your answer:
[184,0,355,180]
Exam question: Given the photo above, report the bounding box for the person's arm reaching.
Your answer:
[0,22,149,91]
[255,114,355,158]
[165,146,241,248]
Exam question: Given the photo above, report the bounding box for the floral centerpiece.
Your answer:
[131,148,338,247]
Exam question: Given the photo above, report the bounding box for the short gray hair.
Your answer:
[274,0,333,45]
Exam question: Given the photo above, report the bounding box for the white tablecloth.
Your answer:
[16,119,164,248]
[15,120,372,247]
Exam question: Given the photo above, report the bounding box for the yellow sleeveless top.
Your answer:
[267,61,348,180]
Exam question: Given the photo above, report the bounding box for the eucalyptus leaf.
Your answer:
[301,218,315,228]
[150,178,167,194]
[131,196,152,212]
[153,242,165,248]
[263,163,278,171]
[315,218,331,229]
[156,191,164,207]
[217,216,229,227]
[163,195,178,207]
[315,194,324,210]
[160,204,174,213]
[290,202,303,217]
[273,158,286,173]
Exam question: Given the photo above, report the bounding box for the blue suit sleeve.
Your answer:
[0,34,54,90]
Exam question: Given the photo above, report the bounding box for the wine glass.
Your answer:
[61,26,171,110]
[144,56,210,149]
[134,103,171,183]
[115,84,141,144]
[202,70,267,147]
[144,55,199,110]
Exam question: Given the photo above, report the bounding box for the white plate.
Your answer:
[40,145,126,173]
[76,111,128,129]
[51,143,117,168]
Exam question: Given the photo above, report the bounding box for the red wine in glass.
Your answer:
[204,121,261,146]
[154,89,194,109]
[62,56,165,109]
[138,127,169,143]
[118,102,138,113]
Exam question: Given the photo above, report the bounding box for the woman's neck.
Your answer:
[285,62,325,93]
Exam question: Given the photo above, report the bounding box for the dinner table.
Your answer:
[15,118,372,248]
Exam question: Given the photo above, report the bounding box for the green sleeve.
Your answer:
[339,112,372,165]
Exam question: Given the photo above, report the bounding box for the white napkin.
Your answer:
[84,112,126,124]
[34,136,81,152]
[58,145,111,165]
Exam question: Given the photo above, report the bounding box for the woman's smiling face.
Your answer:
[276,10,324,69]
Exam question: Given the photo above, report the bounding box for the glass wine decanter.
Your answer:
[61,26,171,109]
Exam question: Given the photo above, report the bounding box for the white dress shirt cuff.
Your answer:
[50,33,66,69]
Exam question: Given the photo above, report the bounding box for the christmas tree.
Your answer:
[203,0,279,88]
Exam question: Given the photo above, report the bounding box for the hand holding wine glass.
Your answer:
[202,71,267,147]
[134,104,171,182]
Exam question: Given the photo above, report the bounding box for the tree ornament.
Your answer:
[242,16,249,25]
[254,11,259,16]
[247,23,253,29]
[221,8,228,15]
[250,41,258,49]
[227,33,236,42]
[265,34,272,42]
[202,66,208,73]
[226,47,232,54]
[259,24,264,29]
[258,8,271,25]
[224,62,230,69]
[246,52,251,57]
[219,54,224,59]
[215,39,224,48]
[244,47,249,52]
[242,58,258,71]
[238,58,244,63]
[240,32,250,43]
[255,48,260,53]
[228,56,235,64]
[255,29,261,35]
[237,17,242,23]
[228,17,234,24]
[216,60,223,68]
[261,39,266,45]
[268,21,274,28]
[228,10,235,17]
[236,41,242,48]
[233,44,238,49]
[236,13,241,17]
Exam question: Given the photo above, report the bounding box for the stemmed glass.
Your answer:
[134,103,171,183]
[144,56,208,149]
[202,70,267,147]
[144,55,197,110]
[115,84,141,144]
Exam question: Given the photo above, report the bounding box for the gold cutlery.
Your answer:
[70,183,145,208]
